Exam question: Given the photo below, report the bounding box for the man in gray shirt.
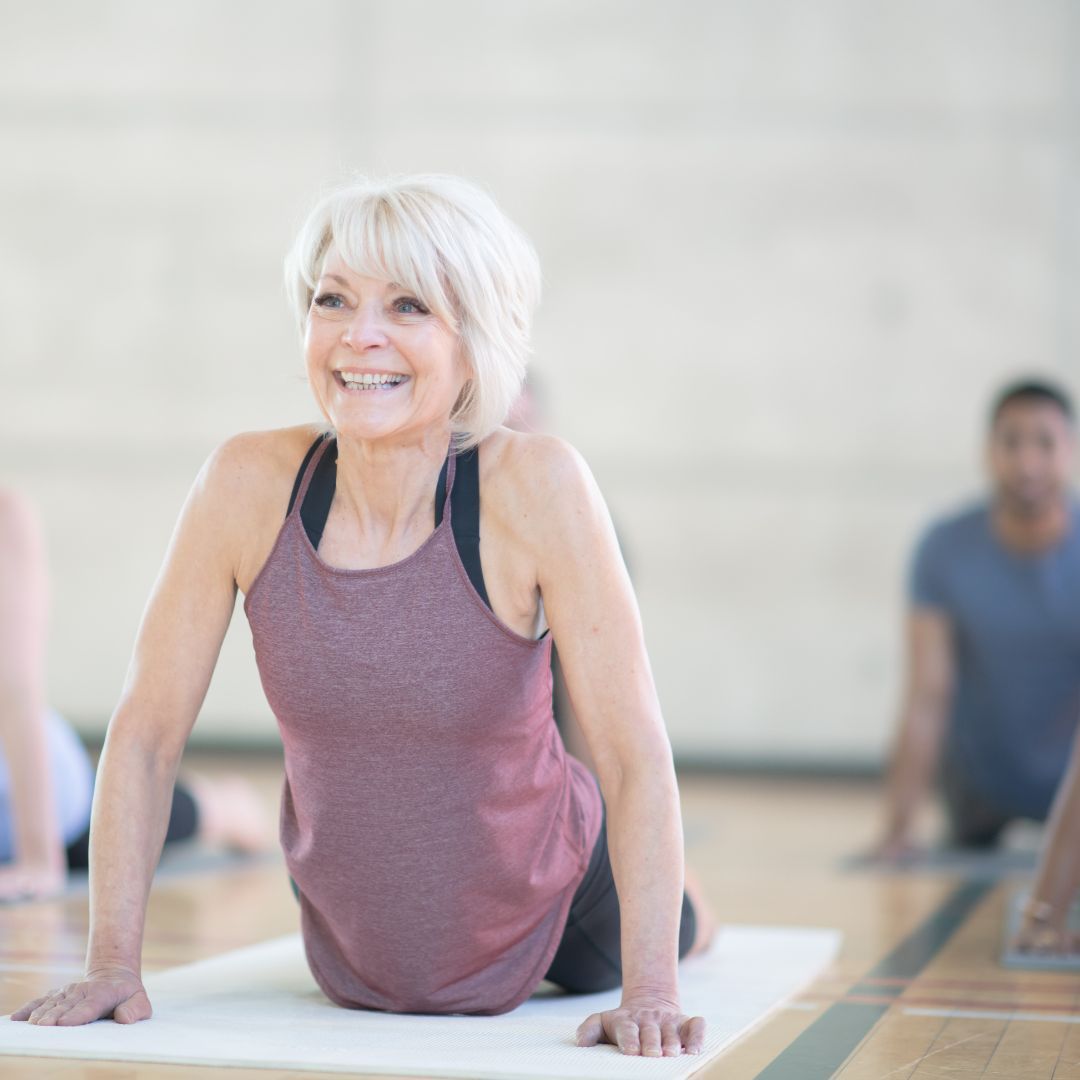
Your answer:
[877,378,1080,856]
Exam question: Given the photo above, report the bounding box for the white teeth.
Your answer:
[338,372,406,391]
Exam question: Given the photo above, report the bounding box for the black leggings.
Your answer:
[544,811,698,993]
[62,782,200,870]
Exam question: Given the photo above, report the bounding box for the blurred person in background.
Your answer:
[0,486,271,903]
[874,378,1080,859]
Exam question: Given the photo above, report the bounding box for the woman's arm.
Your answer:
[518,436,703,1058]
[0,488,65,900]
[12,437,259,1025]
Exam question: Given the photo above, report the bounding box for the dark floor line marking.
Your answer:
[847,982,905,998]
[866,880,994,981]
[753,880,994,1080]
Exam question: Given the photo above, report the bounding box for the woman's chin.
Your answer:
[331,418,399,442]
[329,408,427,444]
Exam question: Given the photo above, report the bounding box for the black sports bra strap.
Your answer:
[287,434,329,516]
[448,446,491,609]
[433,456,450,527]
[300,438,338,552]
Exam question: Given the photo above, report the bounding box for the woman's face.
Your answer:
[304,244,467,444]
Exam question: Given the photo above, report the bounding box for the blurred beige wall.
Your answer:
[1,1,1078,763]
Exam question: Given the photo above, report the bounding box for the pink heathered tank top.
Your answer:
[243,435,603,1015]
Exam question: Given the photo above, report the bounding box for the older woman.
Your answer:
[14,175,711,1057]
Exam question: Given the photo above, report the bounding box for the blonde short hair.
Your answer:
[285,174,542,449]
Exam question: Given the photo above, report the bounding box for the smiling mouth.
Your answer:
[335,372,410,393]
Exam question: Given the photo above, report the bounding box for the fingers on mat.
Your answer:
[575,1013,604,1046]
[661,1019,683,1056]
[114,991,152,1024]
[615,1017,640,1054]
[682,1014,706,1054]
[10,995,49,1021]
[637,1020,663,1057]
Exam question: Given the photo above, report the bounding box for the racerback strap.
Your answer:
[442,446,490,609]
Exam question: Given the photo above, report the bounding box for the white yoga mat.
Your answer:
[0,926,840,1079]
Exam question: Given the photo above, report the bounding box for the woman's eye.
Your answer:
[394,297,429,315]
[313,293,345,310]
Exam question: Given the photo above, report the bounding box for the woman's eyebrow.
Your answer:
[317,273,410,293]
[318,273,352,288]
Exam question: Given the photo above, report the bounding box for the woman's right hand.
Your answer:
[10,967,151,1026]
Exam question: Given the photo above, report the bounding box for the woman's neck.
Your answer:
[332,428,451,539]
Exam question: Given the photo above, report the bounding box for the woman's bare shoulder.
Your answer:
[194,425,328,593]
[199,424,327,513]
[480,428,601,546]
[482,428,593,497]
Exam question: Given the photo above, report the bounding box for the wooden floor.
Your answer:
[2,757,1075,1079]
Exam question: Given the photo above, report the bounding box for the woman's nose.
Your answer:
[342,304,389,349]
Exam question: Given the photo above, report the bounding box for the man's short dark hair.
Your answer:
[990,378,1074,427]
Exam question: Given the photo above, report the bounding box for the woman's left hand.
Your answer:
[576,994,706,1057]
